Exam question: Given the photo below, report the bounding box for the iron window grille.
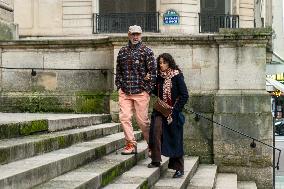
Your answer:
[93,12,159,33]
[199,13,239,33]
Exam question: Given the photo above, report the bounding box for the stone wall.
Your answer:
[214,92,272,188]
[213,29,272,188]
[0,38,114,113]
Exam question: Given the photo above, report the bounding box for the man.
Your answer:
[115,25,157,155]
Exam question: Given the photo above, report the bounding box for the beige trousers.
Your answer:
[118,89,150,145]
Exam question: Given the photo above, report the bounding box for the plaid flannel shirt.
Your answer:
[115,41,157,94]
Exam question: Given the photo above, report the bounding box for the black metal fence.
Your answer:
[199,13,239,33]
[93,12,159,33]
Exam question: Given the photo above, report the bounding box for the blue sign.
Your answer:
[163,9,179,25]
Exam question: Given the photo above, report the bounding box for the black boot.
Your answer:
[173,170,184,178]
[147,162,160,168]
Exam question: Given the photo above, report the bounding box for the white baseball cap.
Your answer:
[128,25,142,34]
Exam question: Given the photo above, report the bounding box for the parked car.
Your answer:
[275,120,284,136]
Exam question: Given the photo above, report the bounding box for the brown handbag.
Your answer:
[153,97,172,117]
[153,84,173,117]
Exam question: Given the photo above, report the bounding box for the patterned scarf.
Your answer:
[159,68,179,106]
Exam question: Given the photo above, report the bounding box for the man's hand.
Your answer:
[144,73,150,81]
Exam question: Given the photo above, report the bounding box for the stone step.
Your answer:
[46,114,112,131]
[237,181,257,189]
[187,164,217,189]
[34,140,149,189]
[0,122,121,165]
[0,113,111,139]
[153,156,199,189]
[215,173,238,189]
[103,156,169,189]
[0,131,142,189]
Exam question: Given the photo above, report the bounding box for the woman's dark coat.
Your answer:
[149,73,189,157]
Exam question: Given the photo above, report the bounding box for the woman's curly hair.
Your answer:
[156,53,181,72]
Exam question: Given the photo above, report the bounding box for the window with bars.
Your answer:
[94,0,158,33]
[199,0,238,33]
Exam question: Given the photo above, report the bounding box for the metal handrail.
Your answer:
[185,107,281,170]
[0,66,110,71]
[0,66,110,77]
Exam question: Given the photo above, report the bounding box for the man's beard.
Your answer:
[131,39,140,44]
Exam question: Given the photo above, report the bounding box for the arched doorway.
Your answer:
[95,0,158,33]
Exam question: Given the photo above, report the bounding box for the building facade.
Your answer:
[13,0,270,36]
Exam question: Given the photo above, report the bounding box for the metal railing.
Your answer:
[186,108,281,171]
[199,13,239,33]
[0,66,110,77]
[93,12,159,33]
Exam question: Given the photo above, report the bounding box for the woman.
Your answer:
[148,53,189,178]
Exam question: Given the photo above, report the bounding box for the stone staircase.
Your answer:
[0,113,258,189]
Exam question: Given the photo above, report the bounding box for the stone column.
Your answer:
[92,0,99,13]
[238,0,255,28]
[265,0,272,27]
[214,29,273,189]
[232,0,240,15]
[92,0,99,33]
[254,0,262,27]
[158,0,200,34]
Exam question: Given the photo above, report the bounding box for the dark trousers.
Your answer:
[150,116,162,162]
[150,116,184,171]
[168,157,184,171]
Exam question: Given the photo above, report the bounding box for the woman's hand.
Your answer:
[167,107,174,124]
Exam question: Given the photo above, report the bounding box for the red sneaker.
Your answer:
[121,143,137,155]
